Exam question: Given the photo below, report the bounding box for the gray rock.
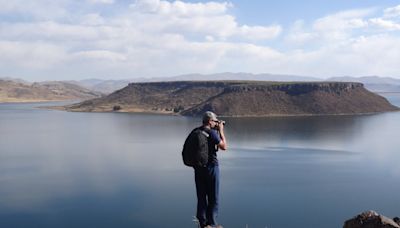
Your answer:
[394,217,400,226]
[344,210,400,228]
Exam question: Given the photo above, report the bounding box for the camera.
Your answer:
[213,120,226,129]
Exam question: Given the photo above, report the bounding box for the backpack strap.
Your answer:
[198,126,211,138]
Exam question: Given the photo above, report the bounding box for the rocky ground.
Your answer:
[344,211,400,228]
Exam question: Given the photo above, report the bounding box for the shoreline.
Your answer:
[0,99,67,104]
[0,99,82,104]
[42,105,400,118]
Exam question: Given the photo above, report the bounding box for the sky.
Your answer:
[1,0,400,81]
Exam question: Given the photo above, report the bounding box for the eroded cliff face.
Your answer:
[63,81,399,116]
[223,82,362,94]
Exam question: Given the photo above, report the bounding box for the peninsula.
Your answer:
[61,81,399,117]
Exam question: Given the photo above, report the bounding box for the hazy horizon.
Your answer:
[3,72,400,83]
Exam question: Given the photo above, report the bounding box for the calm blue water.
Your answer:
[1,95,400,228]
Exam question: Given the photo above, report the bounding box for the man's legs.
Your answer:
[206,164,219,226]
[195,167,207,227]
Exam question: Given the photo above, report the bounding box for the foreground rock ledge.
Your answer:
[344,210,400,228]
[61,81,399,116]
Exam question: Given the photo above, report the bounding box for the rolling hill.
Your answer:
[0,80,102,103]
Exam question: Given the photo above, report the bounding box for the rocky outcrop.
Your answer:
[344,211,400,228]
[62,81,399,116]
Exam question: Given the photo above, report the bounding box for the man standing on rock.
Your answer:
[193,111,227,228]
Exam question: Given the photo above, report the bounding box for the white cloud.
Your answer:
[130,0,232,16]
[1,21,105,41]
[281,7,400,77]
[1,1,400,80]
[285,20,316,45]
[238,25,282,41]
[366,5,400,32]
[0,41,66,69]
[81,14,106,26]
[279,34,400,77]
[311,9,371,42]
[0,0,282,80]
[73,50,127,61]
[205,35,215,42]
[0,0,69,20]
[369,18,400,31]
[313,9,372,31]
[128,0,278,41]
[87,0,114,4]
[284,10,373,50]
[383,4,400,18]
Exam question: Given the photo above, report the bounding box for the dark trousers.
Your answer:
[194,164,219,227]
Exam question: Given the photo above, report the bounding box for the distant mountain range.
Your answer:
[328,76,400,85]
[0,79,102,103]
[136,72,320,82]
[66,79,131,94]
[60,81,399,117]
[327,76,400,93]
[63,73,321,94]
[68,74,400,94]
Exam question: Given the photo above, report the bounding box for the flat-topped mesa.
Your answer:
[63,81,399,116]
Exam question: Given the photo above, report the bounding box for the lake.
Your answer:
[1,94,400,228]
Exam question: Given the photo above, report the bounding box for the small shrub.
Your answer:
[113,105,121,111]
[173,105,184,113]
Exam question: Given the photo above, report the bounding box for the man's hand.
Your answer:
[217,121,224,131]
[217,121,227,150]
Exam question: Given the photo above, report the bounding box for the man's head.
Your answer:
[202,111,219,128]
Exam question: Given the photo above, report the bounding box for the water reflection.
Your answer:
[0,95,400,228]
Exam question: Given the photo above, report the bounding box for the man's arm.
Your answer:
[217,123,227,150]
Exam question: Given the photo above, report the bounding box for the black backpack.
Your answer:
[182,127,211,167]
